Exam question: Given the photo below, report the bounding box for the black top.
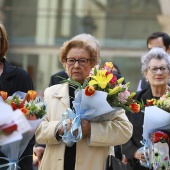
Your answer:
[49,70,68,87]
[64,84,77,170]
[0,58,34,96]
[0,58,34,170]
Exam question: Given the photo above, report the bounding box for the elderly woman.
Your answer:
[35,34,132,170]
[122,47,170,170]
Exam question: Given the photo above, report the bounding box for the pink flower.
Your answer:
[118,90,130,104]
[89,64,100,75]
[103,62,114,73]
[160,95,167,101]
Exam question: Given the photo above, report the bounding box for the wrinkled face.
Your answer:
[65,48,93,84]
[148,37,166,51]
[145,58,170,87]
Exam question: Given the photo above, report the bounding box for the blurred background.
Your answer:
[0,0,170,94]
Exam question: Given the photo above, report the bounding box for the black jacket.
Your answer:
[49,70,68,86]
[0,58,34,95]
[0,58,34,170]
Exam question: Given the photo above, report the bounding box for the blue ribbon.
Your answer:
[140,139,152,169]
[0,155,32,170]
[61,108,82,147]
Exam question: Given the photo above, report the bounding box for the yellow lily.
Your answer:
[129,92,136,98]
[89,70,113,89]
[108,86,121,95]
[125,82,130,87]
[105,62,114,68]
[117,77,124,84]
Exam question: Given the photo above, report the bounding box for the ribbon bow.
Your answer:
[0,155,32,170]
[61,108,82,147]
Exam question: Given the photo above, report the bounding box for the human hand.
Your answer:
[81,119,91,138]
[58,120,72,136]
[33,146,45,162]
[122,155,128,164]
[134,150,146,162]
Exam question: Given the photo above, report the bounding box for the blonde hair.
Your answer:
[59,34,101,68]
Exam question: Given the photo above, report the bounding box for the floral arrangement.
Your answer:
[145,93,170,113]
[60,62,140,146]
[140,93,170,169]
[69,62,140,113]
[0,90,46,120]
[0,91,46,168]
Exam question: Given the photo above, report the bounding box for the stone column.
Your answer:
[36,0,58,92]
[157,0,170,34]
[0,0,5,22]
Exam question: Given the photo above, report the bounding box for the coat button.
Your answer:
[48,138,53,143]
[77,159,82,164]
[44,138,48,143]
[102,137,106,142]
[96,136,100,141]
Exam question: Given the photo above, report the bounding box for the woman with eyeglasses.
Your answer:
[122,47,170,170]
[35,34,133,170]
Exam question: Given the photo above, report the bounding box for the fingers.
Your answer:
[33,147,45,162]
[139,154,146,162]
[81,119,91,138]
[122,156,128,164]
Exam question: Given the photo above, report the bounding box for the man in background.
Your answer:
[137,32,170,91]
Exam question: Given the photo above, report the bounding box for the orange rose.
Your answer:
[129,103,140,113]
[146,99,156,106]
[25,90,37,102]
[0,91,8,100]
[20,107,29,116]
[85,85,95,96]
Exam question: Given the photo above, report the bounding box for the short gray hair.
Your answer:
[141,47,170,74]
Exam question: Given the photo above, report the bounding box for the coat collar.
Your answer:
[52,83,70,107]
[1,58,17,78]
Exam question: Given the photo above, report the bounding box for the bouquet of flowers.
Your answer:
[143,94,170,139]
[139,94,170,169]
[0,90,47,169]
[60,62,140,146]
[2,90,46,120]
[0,102,31,146]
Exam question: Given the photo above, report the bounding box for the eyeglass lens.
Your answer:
[149,66,169,73]
[66,58,89,66]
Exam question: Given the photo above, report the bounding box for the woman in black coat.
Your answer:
[0,23,34,170]
[122,47,170,170]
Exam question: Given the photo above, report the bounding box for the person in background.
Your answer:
[137,32,170,91]
[0,23,34,169]
[122,47,170,170]
[35,34,132,170]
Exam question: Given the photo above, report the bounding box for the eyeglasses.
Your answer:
[66,58,90,66]
[148,66,169,74]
